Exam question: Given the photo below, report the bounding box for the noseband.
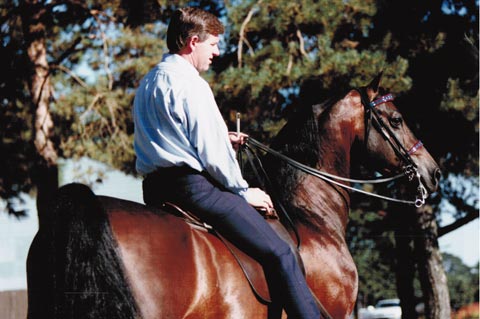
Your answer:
[357,88,427,207]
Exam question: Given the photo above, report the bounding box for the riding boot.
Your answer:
[267,302,283,319]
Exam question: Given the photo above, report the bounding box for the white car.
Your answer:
[359,298,402,319]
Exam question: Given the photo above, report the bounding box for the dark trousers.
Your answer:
[143,167,320,319]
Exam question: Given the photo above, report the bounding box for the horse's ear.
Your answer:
[366,72,383,99]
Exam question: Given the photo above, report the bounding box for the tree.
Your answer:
[213,0,411,140]
[0,0,35,216]
[1,0,96,215]
[19,0,62,214]
[366,1,478,317]
[0,0,194,214]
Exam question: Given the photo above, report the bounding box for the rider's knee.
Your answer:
[262,240,294,265]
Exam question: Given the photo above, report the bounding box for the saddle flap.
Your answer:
[219,218,304,305]
[217,231,271,303]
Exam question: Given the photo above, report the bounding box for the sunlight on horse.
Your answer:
[26,74,440,319]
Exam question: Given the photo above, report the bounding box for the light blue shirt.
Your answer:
[133,53,249,197]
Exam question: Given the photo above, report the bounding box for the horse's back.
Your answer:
[100,196,264,319]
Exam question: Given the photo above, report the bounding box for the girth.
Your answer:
[161,202,305,304]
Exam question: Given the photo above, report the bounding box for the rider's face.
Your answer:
[191,34,220,72]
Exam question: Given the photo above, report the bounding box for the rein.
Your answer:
[242,89,428,208]
[246,138,422,206]
[241,142,302,249]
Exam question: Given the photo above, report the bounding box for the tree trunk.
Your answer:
[392,205,419,319]
[414,205,451,319]
[21,1,59,212]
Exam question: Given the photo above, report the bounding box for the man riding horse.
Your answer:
[133,7,322,319]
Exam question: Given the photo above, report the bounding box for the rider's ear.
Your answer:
[185,36,199,52]
[366,72,383,100]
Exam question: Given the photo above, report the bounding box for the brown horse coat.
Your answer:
[27,75,441,319]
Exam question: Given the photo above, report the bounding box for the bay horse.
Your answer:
[26,74,440,319]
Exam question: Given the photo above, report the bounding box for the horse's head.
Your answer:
[355,73,441,197]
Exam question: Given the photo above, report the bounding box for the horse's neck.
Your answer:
[291,97,360,236]
[316,98,357,178]
[292,174,350,234]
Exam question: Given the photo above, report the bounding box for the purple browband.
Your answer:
[369,93,423,155]
[370,94,394,107]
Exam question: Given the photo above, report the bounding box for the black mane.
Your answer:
[262,91,347,225]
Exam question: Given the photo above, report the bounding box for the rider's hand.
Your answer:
[243,188,274,213]
[228,132,248,151]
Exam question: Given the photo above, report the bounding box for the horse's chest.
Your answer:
[302,239,358,319]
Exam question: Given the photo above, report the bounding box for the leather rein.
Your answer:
[242,88,428,208]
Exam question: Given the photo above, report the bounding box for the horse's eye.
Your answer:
[389,117,403,128]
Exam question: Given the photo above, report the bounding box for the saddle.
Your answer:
[161,202,305,304]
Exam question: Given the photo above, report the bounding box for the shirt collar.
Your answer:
[162,53,199,76]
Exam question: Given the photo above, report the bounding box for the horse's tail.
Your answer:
[27,183,138,319]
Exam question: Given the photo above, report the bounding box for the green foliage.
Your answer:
[441,78,479,124]
[370,0,478,179]
[53,19,169,174]
[214,0,411,141]
[443,253,479,310]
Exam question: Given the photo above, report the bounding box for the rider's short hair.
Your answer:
[167,7,225,53]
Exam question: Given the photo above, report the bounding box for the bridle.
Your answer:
[243,88,428,208]
[357,88,428,207]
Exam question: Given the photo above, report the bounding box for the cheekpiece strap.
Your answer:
[369,94,395,107]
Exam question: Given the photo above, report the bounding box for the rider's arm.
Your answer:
[184,78,249,195]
